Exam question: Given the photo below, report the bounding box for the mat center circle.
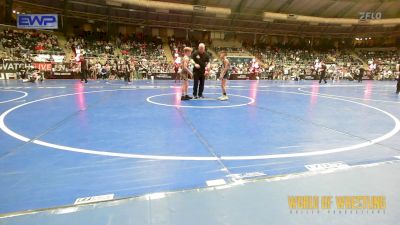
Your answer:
[146,93,255,108]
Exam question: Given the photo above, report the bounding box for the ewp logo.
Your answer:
[17,14,58,29]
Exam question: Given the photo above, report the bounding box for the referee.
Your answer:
[192,43,210,99]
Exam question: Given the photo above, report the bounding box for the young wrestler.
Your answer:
[218,51,230,101]
[181,47,193,100]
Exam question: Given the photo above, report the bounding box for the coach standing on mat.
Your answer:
[192,43,210,99]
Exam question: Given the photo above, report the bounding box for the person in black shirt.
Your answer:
[358,66,365,83]
[319,60,327,84]
[397,75,400,94]
[123,60,131,83]
[191,43,210,99]
[79,56,88,83]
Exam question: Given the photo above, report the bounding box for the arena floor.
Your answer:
[0,79,399,221]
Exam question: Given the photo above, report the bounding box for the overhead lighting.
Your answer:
[106,0,122,7]
[193,5,206,13]
[263,18,274,22]
[155,9,169,13]
[287,14,298,20]
[383,24,396,27]
[12,10,16,14]
[111,0,231,15]
[216,14,228,18]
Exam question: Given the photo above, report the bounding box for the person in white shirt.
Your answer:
[174,54,182,83]
[314,59,321,78]
[96,62,102,78]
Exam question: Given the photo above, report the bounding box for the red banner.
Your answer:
[32,62,53,72]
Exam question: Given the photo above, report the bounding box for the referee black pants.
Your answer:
[80,70,88,82]
[319,73,327,84]
[124,72,130,82]
[396,79,400,94]
[193,72,205,97]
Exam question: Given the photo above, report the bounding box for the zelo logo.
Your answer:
[359,12,382,20]
[17,14,58,29]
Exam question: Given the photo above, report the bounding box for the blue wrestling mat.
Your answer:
[0,79,399,214]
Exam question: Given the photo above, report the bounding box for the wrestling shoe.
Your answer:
[181,96,187,101]
[185,95,193,99]
[217,95,224,100]
[220,95,229,101]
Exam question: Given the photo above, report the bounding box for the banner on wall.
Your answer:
[32,62,53,71]
[0,73,18,79]
[0,61,28,79]
[0,61,31,72]
[53,63,72,76]
[17,14,58,29]
[0,61,72,79]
